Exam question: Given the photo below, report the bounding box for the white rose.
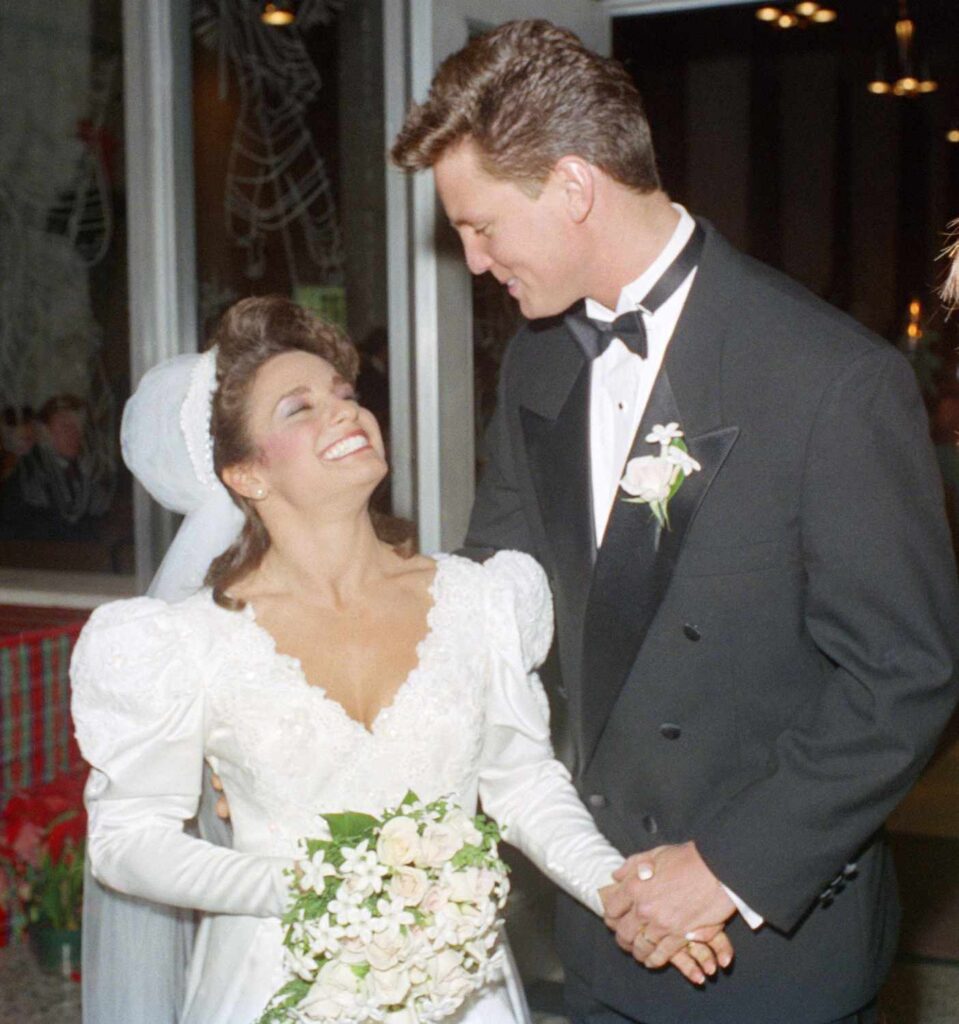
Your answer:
[447,866,497,904]
[463,938,488,965]
[367,929,411,972]
[377,816,422,867]
[383,1008,417,1024]
[419,884,449,916]
[619,455,676,502]
[428,948,476,1004]
[415,823,464,867]
[368,964,412,1006]
[389,865,430,907]
[301,960,362,1020]
[443,808,483,847]
[337,934,369,965]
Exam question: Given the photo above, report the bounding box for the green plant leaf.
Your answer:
[320,811,379,842]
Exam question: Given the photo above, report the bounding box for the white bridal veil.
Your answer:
[81,349,241,1024]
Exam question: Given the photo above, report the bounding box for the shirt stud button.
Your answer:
[642,814,659,835]
[659,724,682,740]
[683,623,702,642]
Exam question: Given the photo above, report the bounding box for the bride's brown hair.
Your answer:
[204,295,412,610]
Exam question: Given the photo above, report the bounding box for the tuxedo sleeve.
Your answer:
[465,335,535,557]
[693,347,959,931]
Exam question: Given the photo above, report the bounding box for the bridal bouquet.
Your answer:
[257,792,510,1024]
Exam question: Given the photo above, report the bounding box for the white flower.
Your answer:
[415,823,464,868]
[377,816,422,867]
[328,885,364,920]
[299,851,337,894]
[383,1009,417,1024]
[388,865,430,907]
[646,422,684,447]
[375,895,416,934]
[285,945,319,982]
[665,445,701,476]
[446,866,496,904]
[427,948,476,1004]
[339,840,389,896]
[305,913,345,956]
[300,960,364,1020]
[419,884,449,916]
[442,808,483,848]
[366,928,412,971]
[619,455,676,502]
[368,964,412,1006]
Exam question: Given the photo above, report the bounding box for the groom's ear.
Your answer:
[553,156,595,224]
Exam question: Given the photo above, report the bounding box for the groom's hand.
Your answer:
[605,842,736,970]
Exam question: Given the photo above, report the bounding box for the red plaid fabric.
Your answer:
[1,614,89,944]
[1,621,88,798]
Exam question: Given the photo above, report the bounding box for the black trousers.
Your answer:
[563,971,880,1024]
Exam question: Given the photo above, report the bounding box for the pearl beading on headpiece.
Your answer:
[179,348,219,492]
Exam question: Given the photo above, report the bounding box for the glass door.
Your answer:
[385,1,610,554]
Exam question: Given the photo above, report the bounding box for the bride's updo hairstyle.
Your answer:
[204,295,406,610]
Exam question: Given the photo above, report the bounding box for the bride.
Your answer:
[72,296,724,1024]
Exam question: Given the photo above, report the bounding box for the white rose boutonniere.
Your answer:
[620,422,701,529]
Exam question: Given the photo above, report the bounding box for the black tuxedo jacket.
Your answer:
[465,222,959,1023]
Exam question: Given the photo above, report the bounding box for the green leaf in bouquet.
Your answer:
[303,837,333,859]
[450,844,488,870]
[398,789,421,810]
[320,810,379,842]
[255,977,311,1024]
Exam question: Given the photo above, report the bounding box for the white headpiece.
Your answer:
[120,347,244,602]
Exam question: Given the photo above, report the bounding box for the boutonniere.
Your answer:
[619,422,701,529]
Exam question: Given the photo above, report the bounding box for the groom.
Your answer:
[392,19,959,1024]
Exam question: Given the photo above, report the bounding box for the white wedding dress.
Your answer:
[71,551,623,1024]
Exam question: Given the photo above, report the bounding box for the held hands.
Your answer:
[600,842,737,986]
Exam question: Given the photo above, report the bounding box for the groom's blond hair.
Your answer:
[391,19,660,194]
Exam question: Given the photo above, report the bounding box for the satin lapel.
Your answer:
[520,358,596,612]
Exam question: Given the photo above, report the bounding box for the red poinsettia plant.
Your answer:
[0,773,86,936]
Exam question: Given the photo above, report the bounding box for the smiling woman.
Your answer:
[70,292,634,1024]
[202,296,398,612]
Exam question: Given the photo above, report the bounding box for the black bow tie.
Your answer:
[568,222,706,362]
[591,309,649,359]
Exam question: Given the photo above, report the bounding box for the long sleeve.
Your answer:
[477,552,623,916]
[71,598,293,918]
[694,350,959,929]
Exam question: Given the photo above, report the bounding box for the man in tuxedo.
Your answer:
[392,19,959,1024]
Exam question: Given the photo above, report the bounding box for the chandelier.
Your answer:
[261,1,296,26]
[867,1,937,97]
[755,3,837,30]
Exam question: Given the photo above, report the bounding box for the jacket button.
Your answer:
[588,794,608,809]
[642,814,659,834]
[683,623,702,642]
[659,723,681,740]
[556,685,568,700]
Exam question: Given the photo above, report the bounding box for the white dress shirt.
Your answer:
[585,205,764,930]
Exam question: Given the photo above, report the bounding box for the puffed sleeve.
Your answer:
[71,598,292,917]
[477,552,623,916]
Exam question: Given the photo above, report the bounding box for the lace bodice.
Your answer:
[72,552,623,928]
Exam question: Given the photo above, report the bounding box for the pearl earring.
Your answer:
[255,487,266,499]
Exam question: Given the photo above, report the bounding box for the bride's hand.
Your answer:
[210,771,231,821]
[600,881,734,986]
